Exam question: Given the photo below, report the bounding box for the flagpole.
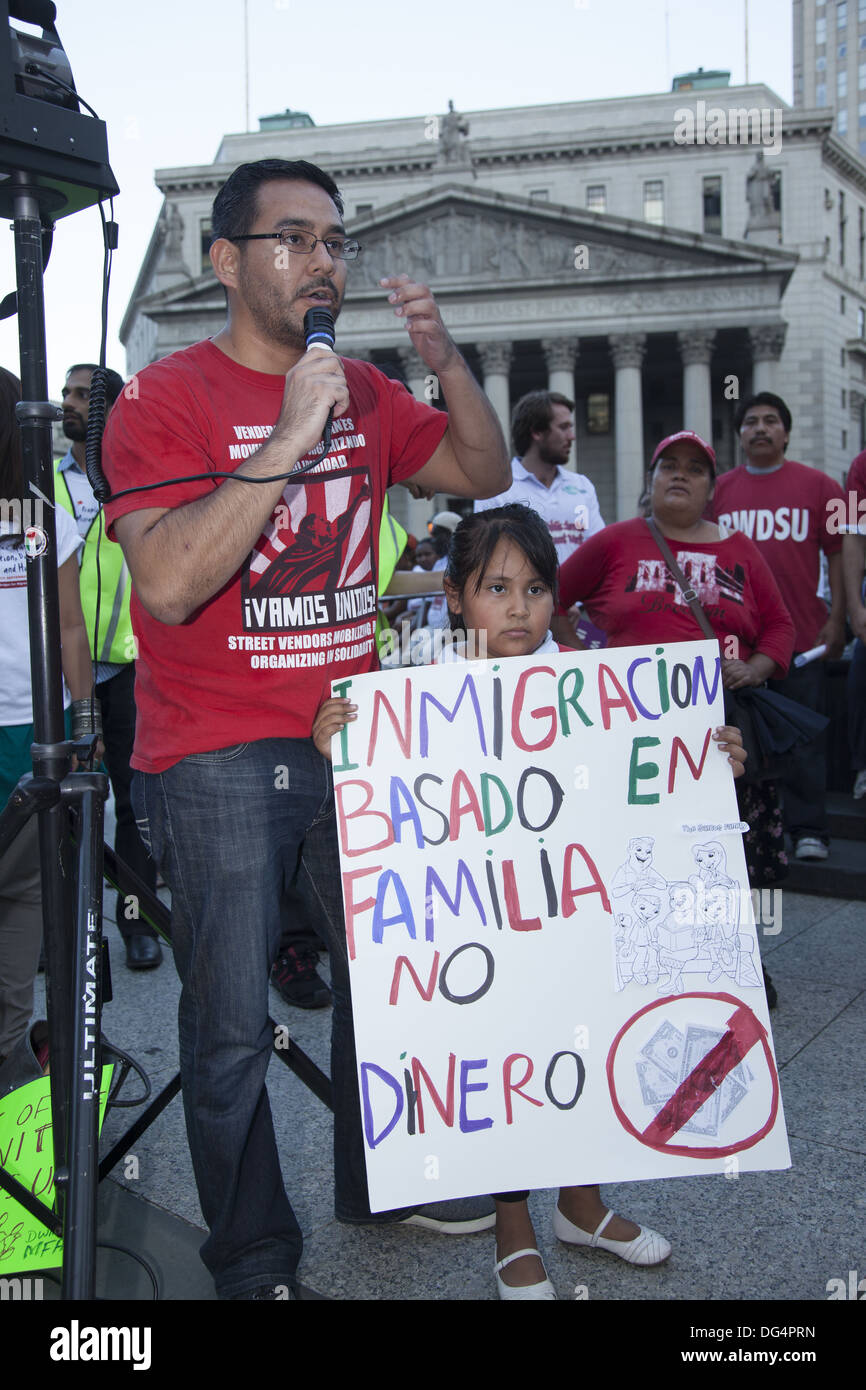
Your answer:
[244,0,250,133]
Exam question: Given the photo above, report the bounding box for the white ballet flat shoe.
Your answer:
[553,1207,671,1266]
[494,1247,557,1299]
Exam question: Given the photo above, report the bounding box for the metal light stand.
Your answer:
[0,172,108,1298]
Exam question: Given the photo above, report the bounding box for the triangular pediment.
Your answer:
[137,272,225,313]
[346,183,796,292]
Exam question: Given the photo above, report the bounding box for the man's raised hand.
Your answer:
[381,273,458,376]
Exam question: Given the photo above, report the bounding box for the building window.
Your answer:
[860,34,866,48]
[817,17,827,41]
[842,347,848,365]
[200,220,212,273]
[817,55,827,69]
[843,388,848,407]
[817,83,827,104]
[838,69,848,98]
[586,184,606,212]
[860,62,866,85]
[839,108,849,134]
[703,176,722,235]
[860,100,866,125]
[859,304,866,334]
[840,41,849,55]
[529,188,549,201]
[839,0,848,26]
[843,429,848,449]
[861,139,866,154]
[842,293,848,314]
[841,189,848,265]
[643,180,664,225]
[355,202,373,215]
[586,393,611,434]
[860,0,866,17]
[860,205,865,276]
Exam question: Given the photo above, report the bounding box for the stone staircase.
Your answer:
[785,792,866,899]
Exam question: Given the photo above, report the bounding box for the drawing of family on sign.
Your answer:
[610,837,762,994]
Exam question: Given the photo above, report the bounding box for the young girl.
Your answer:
[314,503,748,1301]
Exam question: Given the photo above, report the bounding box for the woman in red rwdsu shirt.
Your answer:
[553,431,796,908]
[554,433,794,679]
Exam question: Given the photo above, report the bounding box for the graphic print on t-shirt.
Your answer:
[241,454,377,635]
[625,552,745,607]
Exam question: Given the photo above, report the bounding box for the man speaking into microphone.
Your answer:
[101,158,509,1300]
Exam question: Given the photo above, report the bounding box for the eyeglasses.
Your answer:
[231,229,362,260]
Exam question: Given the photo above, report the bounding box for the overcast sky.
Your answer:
[0,0,794,392]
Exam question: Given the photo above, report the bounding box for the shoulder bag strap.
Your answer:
[645,517,717,642]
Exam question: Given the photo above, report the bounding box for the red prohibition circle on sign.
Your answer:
[606,990,780,1160]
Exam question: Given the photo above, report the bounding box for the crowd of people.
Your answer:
[0,153,864,1301]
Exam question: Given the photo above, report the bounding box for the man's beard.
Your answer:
[538,439,569,466]
[238,262,342,350]
[63,417,86,441]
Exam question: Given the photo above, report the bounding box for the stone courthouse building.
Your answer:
[121,75,866,532]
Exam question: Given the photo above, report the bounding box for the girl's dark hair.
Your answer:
[444,503,558,630]
[0,367,23,533]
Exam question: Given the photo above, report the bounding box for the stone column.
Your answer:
[677,329,716,442]
[748,323,787,395]
[398,344,439,536]
[609,333,647,521]
[541,335,580,470]
[477,341,513,446]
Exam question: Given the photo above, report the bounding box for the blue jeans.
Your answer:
[132,737,409,1299]
[98,664,158,940]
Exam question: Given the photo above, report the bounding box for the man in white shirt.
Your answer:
[474,391,604,563]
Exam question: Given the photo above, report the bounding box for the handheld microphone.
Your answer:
[303,306,336,457]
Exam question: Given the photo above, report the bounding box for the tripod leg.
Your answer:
[60,781,106,1300]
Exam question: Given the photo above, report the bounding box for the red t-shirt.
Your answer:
[709,460,845,651]
[557,516,795,672]
[103,341,448,772]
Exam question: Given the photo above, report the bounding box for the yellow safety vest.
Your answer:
[376,498,408,654]
[54,459,134,664]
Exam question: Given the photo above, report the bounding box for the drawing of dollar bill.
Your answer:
[640,1020,685,1081]
[720,1074,747,1124]
[681,1086,721,1136]
[636,1060,677,1109]
[681,1023,725,1082]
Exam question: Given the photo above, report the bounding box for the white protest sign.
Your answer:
[331,639,790,1212]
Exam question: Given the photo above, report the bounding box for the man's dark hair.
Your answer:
[66,364,125,407]
[734,391,792,436]
[511,390,574,457]
[211,159,344,243]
